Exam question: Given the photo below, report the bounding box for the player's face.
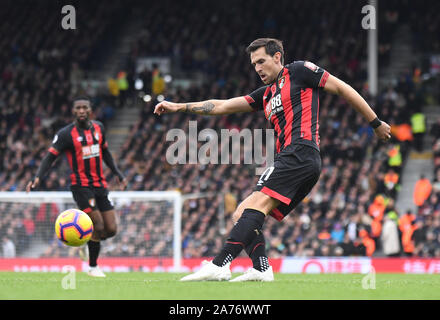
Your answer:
[250,47,283,85]
[73,100,91,123]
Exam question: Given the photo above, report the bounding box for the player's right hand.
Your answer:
[153,101,181,115]
[26,177,40,193]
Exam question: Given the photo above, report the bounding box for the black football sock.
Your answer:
[212,209,265,267]
[245,231,270,272]
[88,240,100,267]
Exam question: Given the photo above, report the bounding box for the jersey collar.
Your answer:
[275,66,287,89]
[276,66,285,82]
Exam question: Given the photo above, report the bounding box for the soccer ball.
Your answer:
[55,209,93,246]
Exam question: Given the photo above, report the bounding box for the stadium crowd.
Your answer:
[413,120,440,257]
[0,0,439,260]
[0,0,124,255]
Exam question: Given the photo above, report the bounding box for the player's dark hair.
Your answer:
[72,95,92,107]
[246,38,284,64]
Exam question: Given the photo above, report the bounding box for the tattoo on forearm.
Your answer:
[194,102,215,114]
[185,102,215,114]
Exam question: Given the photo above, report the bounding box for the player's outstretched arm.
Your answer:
[153,96,253,116]
[323,74,391,142]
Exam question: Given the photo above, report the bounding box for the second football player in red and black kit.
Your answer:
[27,96,127,277]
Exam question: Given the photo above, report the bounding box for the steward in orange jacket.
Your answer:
[399,211,418,256]
[359,229,376,256]
[368,195,386,239]
[413,175,432,207]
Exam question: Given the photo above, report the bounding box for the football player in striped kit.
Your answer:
[154,38,391,281]
[27,96,127,277]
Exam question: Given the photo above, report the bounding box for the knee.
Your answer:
[232,192,262,223]
[105,225,117,239]
[249,191,279,214]
[92,222,105,240]
[232,192,277,223]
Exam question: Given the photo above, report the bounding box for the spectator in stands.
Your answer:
[387,144,403,175]
[384,168,400,199]
[400,211,418,257]
[2,0,438,260]
[368,194,386,248]
[330,223,345,244]
[431,119,440,140]
[117,71,130,108]
[410,108,427,152]
[413,175,433,209]
[359,228,375,257]
[381,213,401,257]
[2,236,16,258]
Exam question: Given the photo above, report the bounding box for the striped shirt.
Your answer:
[48,121,109,188]
[245,61,329,153]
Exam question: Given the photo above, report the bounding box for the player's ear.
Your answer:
[273,52,282,64]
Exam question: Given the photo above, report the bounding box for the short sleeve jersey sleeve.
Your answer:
[95,121,109,149]
[244,86,269,111]
[48,128,71,156]
[287,60,329,88]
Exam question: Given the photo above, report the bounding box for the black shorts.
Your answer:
[70,185,114,214]
[255,144,321,221]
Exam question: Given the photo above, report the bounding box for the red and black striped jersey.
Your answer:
[48,121,109,188]
[245,60,329,154]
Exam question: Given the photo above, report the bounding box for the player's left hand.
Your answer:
[374,121,392,142]
[26,177,40,193]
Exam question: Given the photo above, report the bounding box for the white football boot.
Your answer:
[229,266,274,282]
[87,266,106,278]
[180,260,231,281]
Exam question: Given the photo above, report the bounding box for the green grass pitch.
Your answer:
[1,272,440,300]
